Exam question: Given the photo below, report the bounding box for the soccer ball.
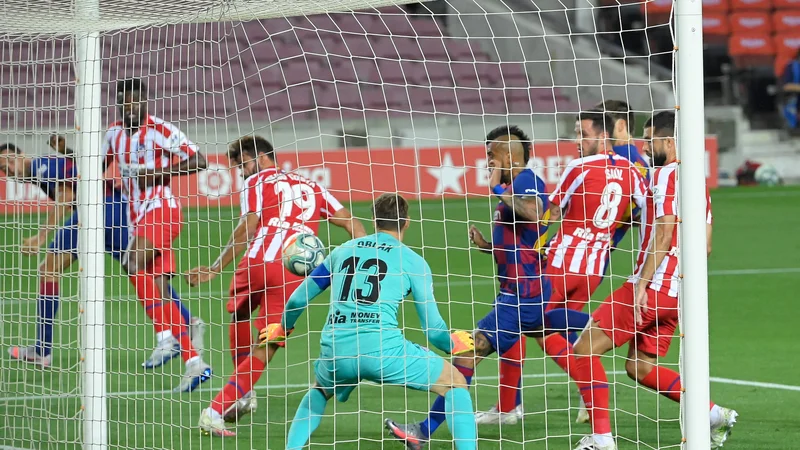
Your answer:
[754,164,781,187]
[283,233,326,276]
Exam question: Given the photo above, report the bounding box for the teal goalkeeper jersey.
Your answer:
[282,232,453,357]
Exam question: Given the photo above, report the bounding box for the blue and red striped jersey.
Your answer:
[610,143,650,249]
[29,156,76,201]
[491,168,550,299]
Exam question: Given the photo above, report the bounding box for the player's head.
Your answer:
[0,143,25,177]
[642,116,655,161]
[117,78,148,129]
[595,99,635,142]
[485,125,531,184]
[373,193,410,238]
[574,110,614,157]
[228,135,276,178]
[649,110,676,168]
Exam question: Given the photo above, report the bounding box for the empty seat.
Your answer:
[451,62,480,87]
[400,60,427,85]
[773,0,800,8]
[376,59,406,83]
[773,10,800,32]
[282,61,312,85]
[410,18,444,37]
[407,85,434,113]
[730,12,771,34]
[703,0,731,13]
[419,37,448,60]
[430,86,458,114]
[342,34,376,58]
[362,85,388,110]
[730,0,773,10]
[475,62,502,87]
[422,61,454,86]
[774,32,800,55]
[498,63,528,87]
[642,0,672,16]
[729,33,776,67]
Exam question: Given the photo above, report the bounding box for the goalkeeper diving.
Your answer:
[262,193,478,450]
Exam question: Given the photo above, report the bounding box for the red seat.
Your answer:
[773,10,800,32]
[730,0,772,11]
[642,0,672,15]
[729,33,776,66]
[773,0,800,9]
[703,0,730,13]
[730,12,771,34]
[774,32,800,55]
[703,13,730,37]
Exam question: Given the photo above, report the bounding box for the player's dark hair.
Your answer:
[595,100,635,134]
[228,135,275,163]
[576,110,615,137]
[373,193,409,233]
[485,125,531,163]
[116,78,147,103]
[651,111,676,137]
[0,143,21,154]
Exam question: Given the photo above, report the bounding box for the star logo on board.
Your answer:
[427,153,466,194]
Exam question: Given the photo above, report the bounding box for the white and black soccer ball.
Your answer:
[755,164,781,187]
[283,233,326,277]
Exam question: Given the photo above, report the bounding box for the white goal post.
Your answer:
[0,0,712,449]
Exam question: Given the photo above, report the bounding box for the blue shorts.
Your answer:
[477,289,550,355]
[314,339,445,403]
[49,192,129,260]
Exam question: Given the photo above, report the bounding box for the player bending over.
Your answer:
[260,193,477,450]
[570,111,736,450]
[386,125,550,441]
[106,78,210,392]
[189,135,365,436]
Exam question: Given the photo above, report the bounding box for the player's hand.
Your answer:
[258,323,293,346]
[136,167,170,190]
[633,282,649,326]
[468,225,490,250]
[20,235,44,256]
[450,330,475,356]
[488,159,504,191]
[183,266,219,286]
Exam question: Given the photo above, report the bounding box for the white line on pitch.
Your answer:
[0,370,798,403]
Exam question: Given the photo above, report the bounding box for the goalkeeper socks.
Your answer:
[131,271,169,333]
[211,355,266,415]
[640,366,682,403]
[229,320,253,365]
[167,284,192,325]
[498,338,526,413]
[34,281,60,357]
[444,388,477,450]
[541,333,577,379]
[574,355,611,434]
[420,364,474,438]
[286,389,328,450]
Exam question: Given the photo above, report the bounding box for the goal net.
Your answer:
[0,0,713,449]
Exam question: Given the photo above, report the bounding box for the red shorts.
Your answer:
[592,282,679,357]
[227,259,303,332]
[545,262,604,312]
[133,204,183,275]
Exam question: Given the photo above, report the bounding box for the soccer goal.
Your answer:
[0,0,711,449]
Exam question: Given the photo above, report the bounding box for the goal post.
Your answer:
[0,1,716,449]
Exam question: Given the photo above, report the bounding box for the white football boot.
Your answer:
[198,408,236,437]
[474,404,523,425]
[141,336,180,369]
[8,345,52,368]
[576,399,590,424]
[174,358,213,393]
[573,435,617,450]
[189,317,207,355]
[223,390,258,423]
[710,406,738,449]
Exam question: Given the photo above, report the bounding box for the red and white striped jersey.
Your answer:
[240,167,343,263]
[629,162,713,297]
[103,115,198,223]
[547,153,648,276]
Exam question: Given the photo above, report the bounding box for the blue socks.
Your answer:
[35,281,60,357]
[545,308,591,334]
[286,389,328,450]
[420,365,473,438]
[445,388,477,450]
[168,284,192,325]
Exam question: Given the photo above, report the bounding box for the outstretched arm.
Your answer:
[328,208,367,239]
[409,263,453,354]
[21,184,74,255]
[282,262,332,330]
[183,212,259,286]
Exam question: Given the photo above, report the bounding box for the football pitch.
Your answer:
[1,186,799,449]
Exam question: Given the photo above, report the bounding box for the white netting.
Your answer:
[0,1,695,449]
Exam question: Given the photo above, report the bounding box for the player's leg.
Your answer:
[285,385,333,449]
[383,341,476,450]
[226,264,262,366]
[9,213,79,366]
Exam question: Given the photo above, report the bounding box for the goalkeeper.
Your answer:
[262,193,478,450]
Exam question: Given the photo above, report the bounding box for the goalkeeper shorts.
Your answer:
[314,339,445,402]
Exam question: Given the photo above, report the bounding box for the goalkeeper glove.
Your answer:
[258,323,292,347]
[450,330,475,356]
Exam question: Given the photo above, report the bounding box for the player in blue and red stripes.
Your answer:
[385,125,551,449]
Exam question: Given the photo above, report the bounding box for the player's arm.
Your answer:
[328,208,367,238]
[409,260,472,355]
[493,187,543,223]
[22,183,75,254]
[636,214,676,289]
[183,212,260,286]
[143,131,207,187]
[547,202,562,224]
[707,223,713,256]
[261,261,333,345]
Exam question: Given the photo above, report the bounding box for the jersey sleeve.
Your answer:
[239,175,263,217]
[317,184,344,218]
[548,160,584,209]
[511,170,549,210]
[653,167,677,219]
[631,166,649,211]
[408,254,453,354]
[158,124,198,161]
[282,258,332,330]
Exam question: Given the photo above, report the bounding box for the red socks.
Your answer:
[640,366,683,403]
[229,320,254,366]
[574,355,611,435]
[541,333,578,379]
[131,271,197,362]
[211,356,267,414]
[498,338,526,413]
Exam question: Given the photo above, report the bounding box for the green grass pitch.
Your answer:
[1,186,799,449]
